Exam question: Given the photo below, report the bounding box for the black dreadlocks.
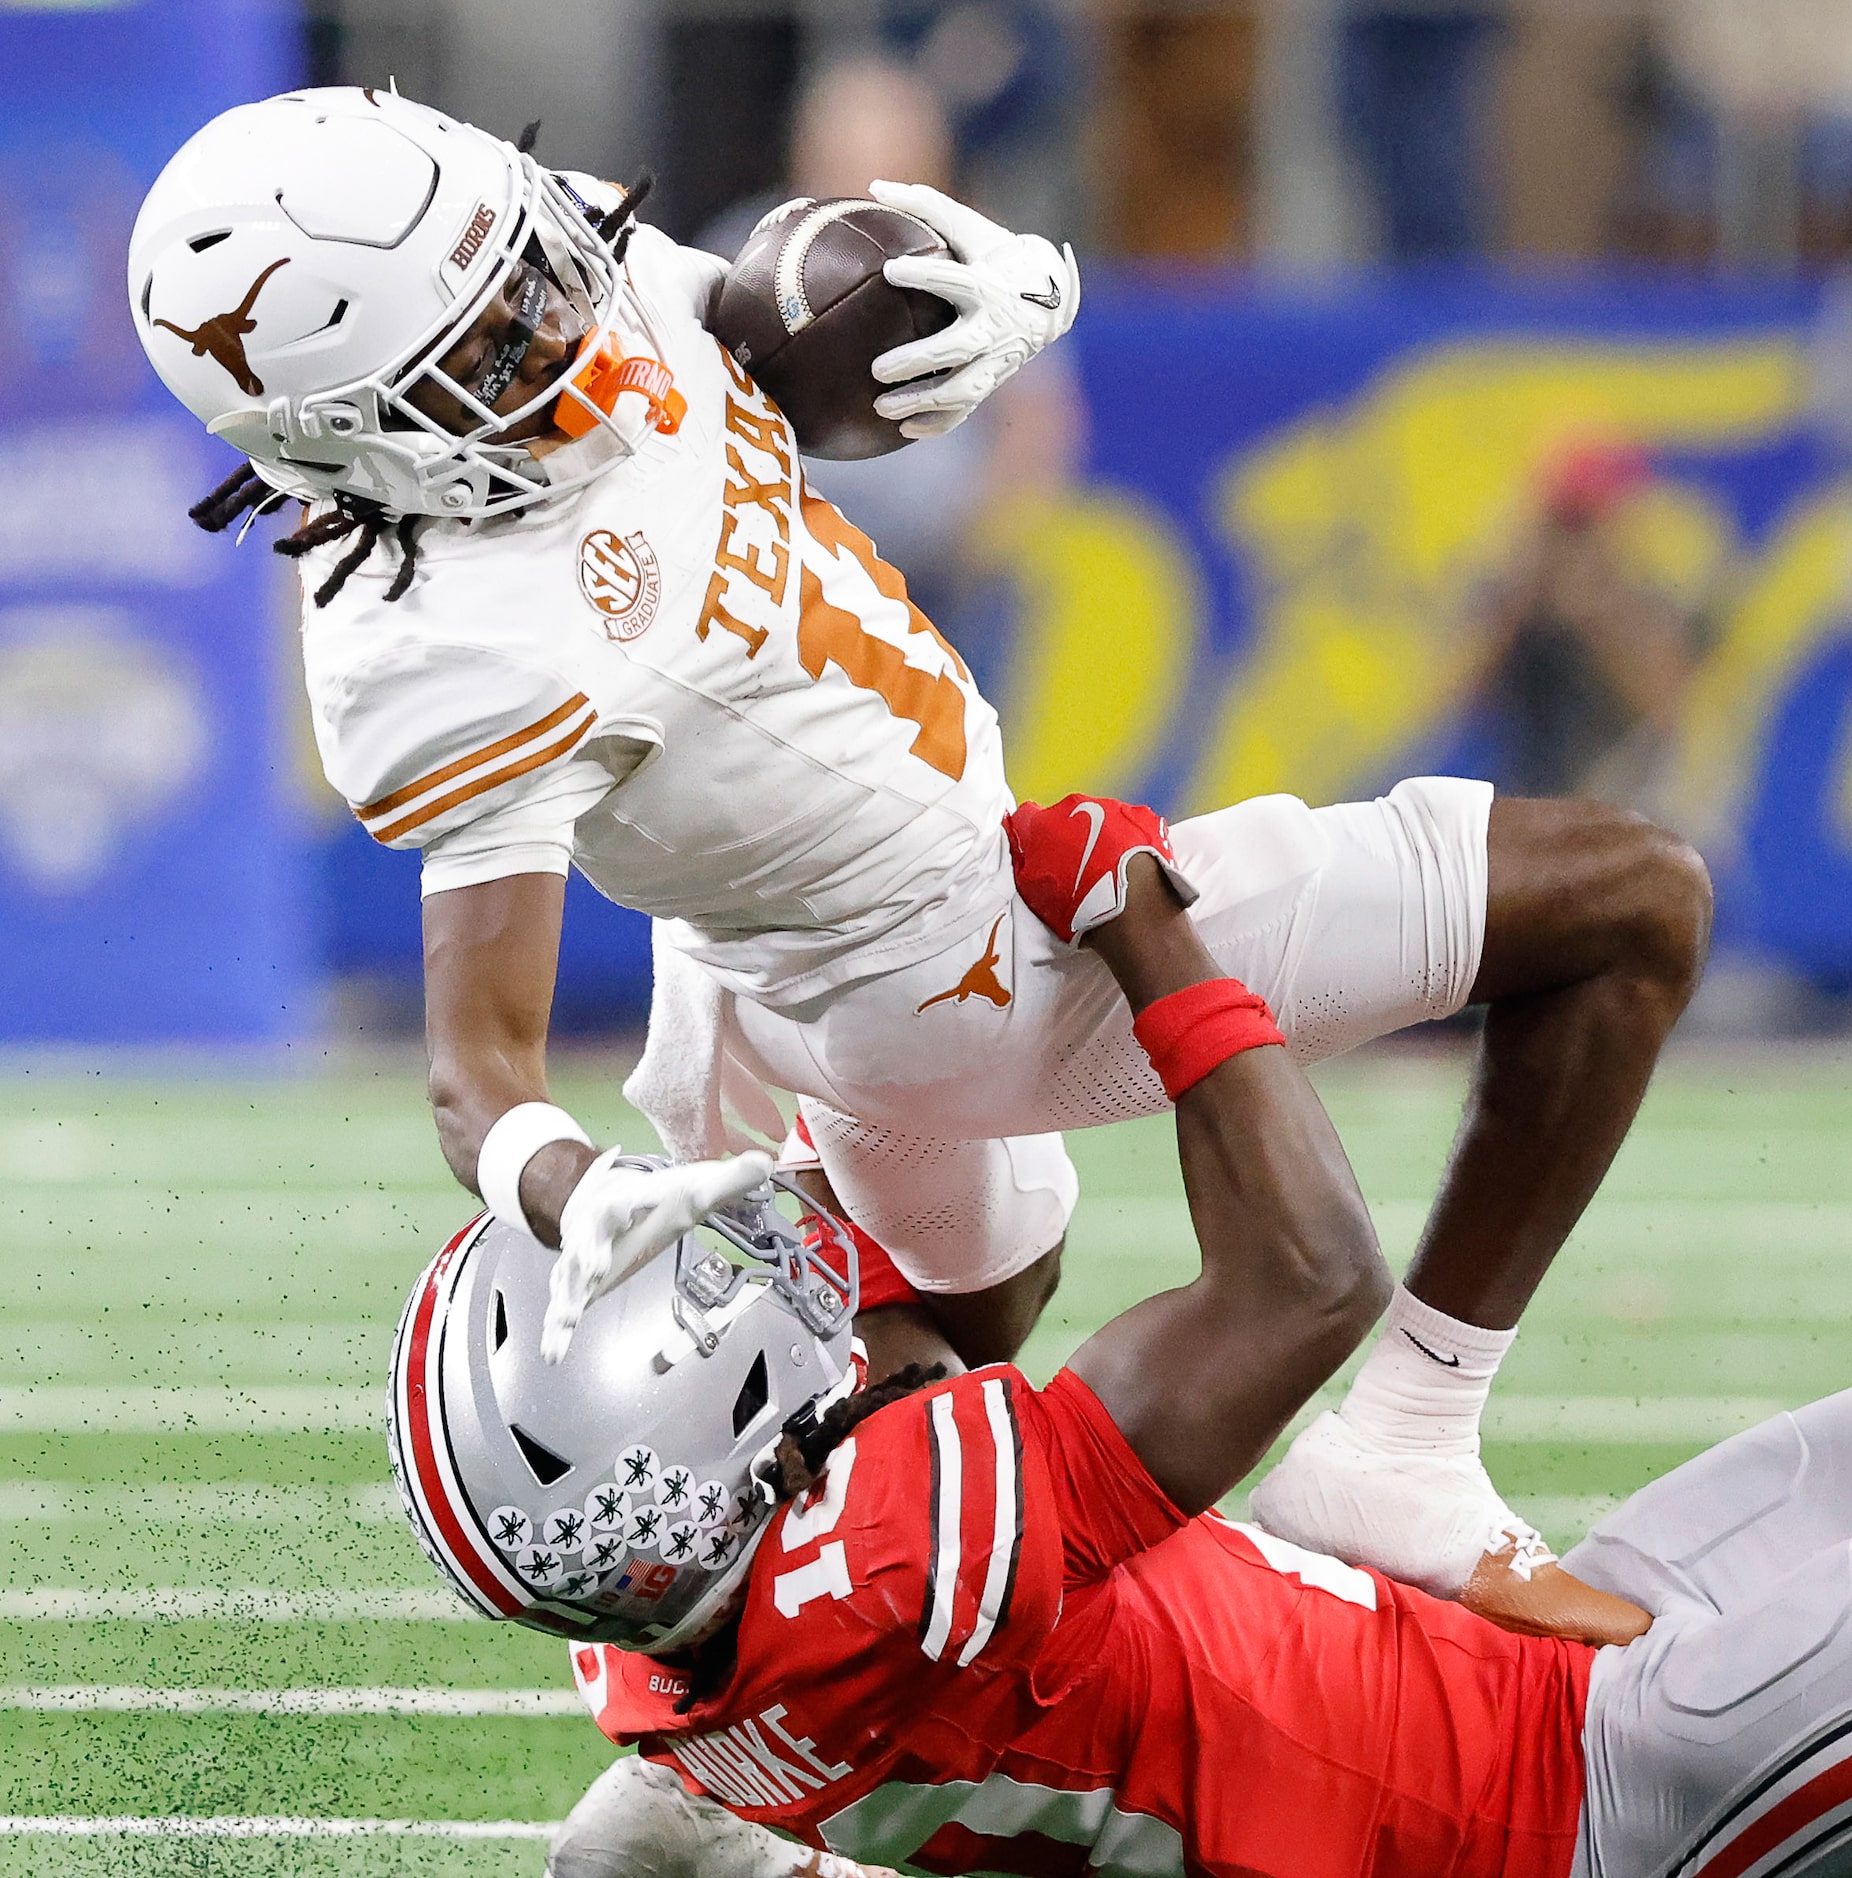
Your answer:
[778,1361,949,1490]
[188,464,421,609]
[601,170,653,260]
[182,159,658,609]
[669,1362,949,1715]
[516,119,651,261]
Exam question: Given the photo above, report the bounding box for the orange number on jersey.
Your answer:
[798,491,970,782]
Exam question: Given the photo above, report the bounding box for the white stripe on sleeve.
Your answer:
[919,1393,963,1662]
[956,1378,1023,1668]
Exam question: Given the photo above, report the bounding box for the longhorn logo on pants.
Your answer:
[916,916,1012,1013]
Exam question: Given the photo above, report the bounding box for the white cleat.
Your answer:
[548,1754,903,1878]
[1248,1410,1554,1601]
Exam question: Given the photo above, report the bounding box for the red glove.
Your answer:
[1005,793,1198,946]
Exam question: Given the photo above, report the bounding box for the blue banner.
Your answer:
[990,271,1850,983]
[0,0,304,1044]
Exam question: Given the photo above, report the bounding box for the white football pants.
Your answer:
[729,776,1494,1294]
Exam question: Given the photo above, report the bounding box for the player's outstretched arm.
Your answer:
[1065,859,1392,1515]
[425,877,774,1363]
[423,873,598,1242]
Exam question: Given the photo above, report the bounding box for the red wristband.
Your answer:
[1132,978,1285,1101]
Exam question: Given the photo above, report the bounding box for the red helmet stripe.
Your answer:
[1691,1751,1852,1878]
[398,1225,526,1618]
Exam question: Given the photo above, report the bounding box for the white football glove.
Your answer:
[867,179,1080,440]
[1248,1409,1555,1600]
[540,1148,775,1365]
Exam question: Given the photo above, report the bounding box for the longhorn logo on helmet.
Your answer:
[150,257,291,397]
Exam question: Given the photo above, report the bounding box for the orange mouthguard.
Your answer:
[554,336,687,441]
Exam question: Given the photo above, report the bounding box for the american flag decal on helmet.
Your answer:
[918,1376,1025,1668]
[388,1216,530,1620]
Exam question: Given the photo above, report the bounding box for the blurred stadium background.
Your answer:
[5,0,1852,1866]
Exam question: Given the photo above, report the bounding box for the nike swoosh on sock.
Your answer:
[1401,1329,1462,1368]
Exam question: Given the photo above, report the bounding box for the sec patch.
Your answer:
[579,528,660,640]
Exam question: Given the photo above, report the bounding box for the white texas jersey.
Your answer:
[299,221,1011,1007]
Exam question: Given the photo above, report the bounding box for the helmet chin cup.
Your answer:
[553,334,687,443]
[553,333,621,439]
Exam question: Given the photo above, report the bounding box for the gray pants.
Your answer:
[1566,1389,1852,1878]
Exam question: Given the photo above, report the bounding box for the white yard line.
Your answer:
[0,1481,399,1522]
[1365,1197,1852,1236]
[0,1388,1791,1440]
[0,1686,581,1717]
[1481,1395,1786,1444]
[0,1817,556,1839]
[1269,1392,1787,1446]
[0,1387,379,1432]
[0,1589,464,1622]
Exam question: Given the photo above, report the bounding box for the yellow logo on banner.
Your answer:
[1193,338,1810,816]
[980,488,1201,807]
[1665,484,1852,856]
[988,335,1852,854]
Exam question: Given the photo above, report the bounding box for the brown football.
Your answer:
[711,197,955,461]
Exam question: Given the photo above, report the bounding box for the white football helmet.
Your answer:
[128,86,671,519]
[387,1164,858,1653]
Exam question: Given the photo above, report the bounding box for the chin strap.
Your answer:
[777,1360,861,1481]
[554,335,687,441]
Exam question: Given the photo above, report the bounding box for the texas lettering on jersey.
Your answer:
[695,350,792,659]
[699,341,973,786]
[297,221,1013,1008]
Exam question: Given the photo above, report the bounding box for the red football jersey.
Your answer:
[573,1367,1594,1877]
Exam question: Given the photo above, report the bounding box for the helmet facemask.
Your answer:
[279,159,660,519]
[134,90,674,522]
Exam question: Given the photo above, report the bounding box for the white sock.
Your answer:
[1338,1285,1516,1457]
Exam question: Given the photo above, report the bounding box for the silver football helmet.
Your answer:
[129,86,672,519]
[387,1162,857,1653]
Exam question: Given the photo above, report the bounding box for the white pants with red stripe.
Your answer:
[729,777,1493,1294]
[1567,1389,1852,1878]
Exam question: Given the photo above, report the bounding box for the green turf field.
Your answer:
[1,1048,1848,1873]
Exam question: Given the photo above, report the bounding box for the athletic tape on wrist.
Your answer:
[1132,978,1285,1101]
[477,1102,593,1235]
